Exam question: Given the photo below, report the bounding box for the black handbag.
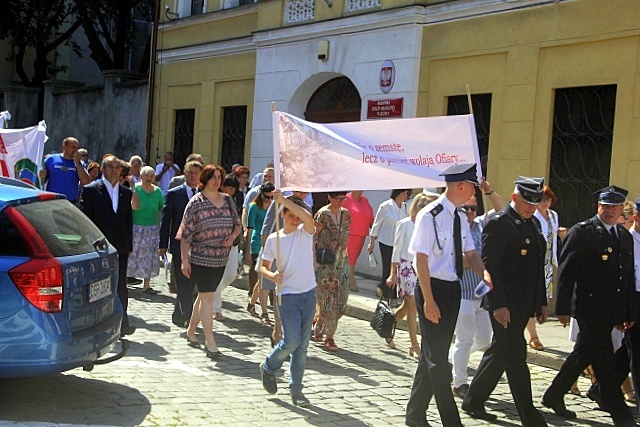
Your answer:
[315,247,336,265]
[370,297,396,339]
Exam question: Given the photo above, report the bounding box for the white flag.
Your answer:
[272,112,482,191]
[0,121,47,187]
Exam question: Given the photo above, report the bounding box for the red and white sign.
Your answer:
[367,98,403,119]
[380,60,395,94]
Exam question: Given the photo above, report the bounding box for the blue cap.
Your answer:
[515,176,544,204]
[439,164,479,185]
[595,185,627,205]
[634,197,640,211]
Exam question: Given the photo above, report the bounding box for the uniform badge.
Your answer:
[521,249,527,256]
[607,247,613,253]
[515,219,521,225]
[525,238,530,244]
[602,254,609,261]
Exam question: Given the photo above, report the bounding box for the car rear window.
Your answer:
[12,199,108,257]
[0,212,29,256]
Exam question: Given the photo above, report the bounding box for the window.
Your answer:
[173,109,195,169]
[191,0,203,15]
[447,94,492,213]
[220,106,247,174]
[549,85,617,226]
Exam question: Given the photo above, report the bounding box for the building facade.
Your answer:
[152,0,640,234]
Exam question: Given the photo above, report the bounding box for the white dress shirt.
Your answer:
[409,194,474,282]
[370,199,409,246]
[391,217,415,264]
[102,177,119,213]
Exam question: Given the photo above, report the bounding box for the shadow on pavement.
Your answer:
[270,397,371,427]
[0,374,150,426]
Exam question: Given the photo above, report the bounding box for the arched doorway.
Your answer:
[304,76,362,212]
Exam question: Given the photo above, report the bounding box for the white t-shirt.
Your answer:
[155,163,180,195]
[262,224,316,295]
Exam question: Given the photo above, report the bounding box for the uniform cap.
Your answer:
[515,176,544,204]
[634,197,640,211]
[439,163,479,185]
[595,185,627,205]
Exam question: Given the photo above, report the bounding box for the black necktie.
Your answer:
[610,226,618,241]
[454,210,463,280]
[191,188,197,197]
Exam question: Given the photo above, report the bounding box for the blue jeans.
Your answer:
[263,288,317,395]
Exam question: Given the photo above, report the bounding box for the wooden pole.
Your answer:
[272,102,282,305]
[465,84,474,115]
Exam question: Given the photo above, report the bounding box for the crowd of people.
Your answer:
[38,137,638,425]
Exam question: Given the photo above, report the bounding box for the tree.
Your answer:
[74,0,153,73]
[0,0,82,88]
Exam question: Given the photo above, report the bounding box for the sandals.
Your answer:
[246,303,259,318]
[568,380,581,396]
[385,337,396,349]
[409,345,421,359]
[214,313,225,321]
[142,288,159,295]
[324,337,339,352]
[529,336,545,351]
[260,313,271,325]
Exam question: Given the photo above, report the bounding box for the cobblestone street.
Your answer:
[0,277,632,426]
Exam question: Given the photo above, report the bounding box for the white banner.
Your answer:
[0,111,11,129]
[0,121,47,187]
[272,112,482,191]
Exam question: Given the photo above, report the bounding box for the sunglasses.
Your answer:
[263,194,273,199]
[131,161,142,165]
[461,206,478,212]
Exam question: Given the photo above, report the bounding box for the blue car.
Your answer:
[0,177,123,378]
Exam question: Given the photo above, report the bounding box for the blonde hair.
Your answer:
[141,166,155,177]
[409,193,431,218]
[621,200,636,220]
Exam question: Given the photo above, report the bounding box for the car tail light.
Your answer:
[4,206,63,312]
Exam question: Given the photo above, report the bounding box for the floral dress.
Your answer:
[313,206,351,337]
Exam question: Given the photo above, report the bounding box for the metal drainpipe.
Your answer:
[144,0,160,165]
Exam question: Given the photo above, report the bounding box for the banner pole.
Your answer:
[465,84,474,115]
[272,102,282,306]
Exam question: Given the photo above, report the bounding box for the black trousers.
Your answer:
[377,242,394,299]
[117,251,130,330]
[171,250,196,327]
[545,317,634,425]
[463,312,546,427]
[406,279,462,427]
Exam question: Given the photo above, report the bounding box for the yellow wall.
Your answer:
[153,51,255,166]
[419,0,640,199]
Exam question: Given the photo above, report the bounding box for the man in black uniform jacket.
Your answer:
[543,186,637,427]
[462,177,548,427]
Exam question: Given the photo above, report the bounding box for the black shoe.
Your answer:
[541,396,576,419]
[120,325,136,337]
[205,348,223,359]
[405,418,431,427]
[461,402,498,421]
[127,277,142,285]
[586,387,613,413]
[260,361,277,394]
[452,384,469,399]
[291,392,310,407]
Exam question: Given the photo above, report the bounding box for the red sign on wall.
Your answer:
[367,98,403,119]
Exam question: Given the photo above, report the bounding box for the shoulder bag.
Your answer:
[370,296,396,339]
[315,210,343,265]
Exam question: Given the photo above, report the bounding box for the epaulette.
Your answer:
[430,204,444,217]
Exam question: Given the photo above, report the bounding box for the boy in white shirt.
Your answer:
[259,191,317,407]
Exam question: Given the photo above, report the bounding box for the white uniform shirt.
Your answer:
[371,199,409,246]
[631,228,640,292]
[409,194,475,282]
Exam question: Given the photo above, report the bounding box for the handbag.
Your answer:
[315,247,336,265]
[370,296,396,339]
[315,210,343,266]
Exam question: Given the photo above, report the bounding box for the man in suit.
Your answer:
[159,160,203,327]
[80,155,135,336]
[462,177,548,427]
[543,186,637,427]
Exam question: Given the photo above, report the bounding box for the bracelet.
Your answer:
[485,190,494,196]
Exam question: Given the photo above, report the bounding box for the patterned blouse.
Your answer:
[176,192,241,268]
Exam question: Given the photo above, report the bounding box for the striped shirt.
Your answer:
[461,212,492,300]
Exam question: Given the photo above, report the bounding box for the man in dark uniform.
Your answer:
[543,186,637,427]
[405,163,493,427]
[461,177,548,427]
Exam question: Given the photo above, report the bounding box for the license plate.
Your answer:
[88,278,112,303]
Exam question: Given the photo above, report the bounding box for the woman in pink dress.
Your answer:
[343,191,374,292]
